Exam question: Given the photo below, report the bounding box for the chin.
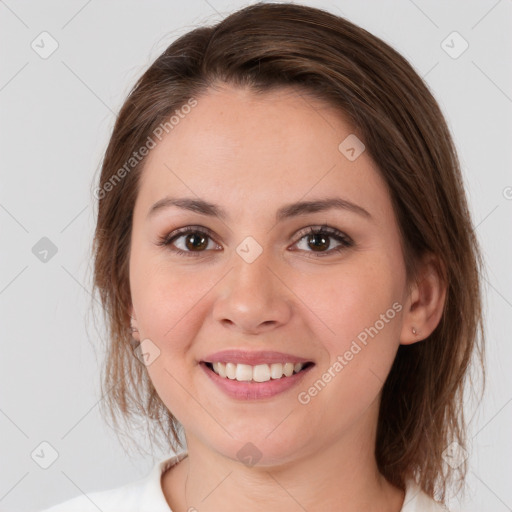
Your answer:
[205,427,311,468]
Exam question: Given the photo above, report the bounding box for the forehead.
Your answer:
[135,84,392,224]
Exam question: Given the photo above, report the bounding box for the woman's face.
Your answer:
[129,84,413,464]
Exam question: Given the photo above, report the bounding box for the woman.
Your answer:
[41,2,485,511]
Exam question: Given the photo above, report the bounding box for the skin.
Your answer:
[129,83,446,512]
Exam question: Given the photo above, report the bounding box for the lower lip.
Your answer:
[200,362,314,400]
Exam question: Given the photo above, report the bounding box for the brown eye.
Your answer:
[183,232,209,251]
[293,226,353,257]
[157,226,221,257]
[306,232,330,252]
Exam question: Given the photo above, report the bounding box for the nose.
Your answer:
[212,248,293,335]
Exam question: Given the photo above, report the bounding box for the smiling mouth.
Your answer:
[203,361,315,382]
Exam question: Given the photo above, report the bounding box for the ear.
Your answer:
[400,253,447,345]
[129,305,140,342]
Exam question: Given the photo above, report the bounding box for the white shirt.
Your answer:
[40,452,448,511]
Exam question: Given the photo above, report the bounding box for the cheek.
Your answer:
[307,261,398,321]
[292,265,403,429]
[130,257,214,351]
[292,258,403,368]
[131,264,212,423]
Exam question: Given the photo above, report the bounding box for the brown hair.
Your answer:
[91,2,486,505]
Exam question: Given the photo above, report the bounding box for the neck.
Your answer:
[162,404,405,512]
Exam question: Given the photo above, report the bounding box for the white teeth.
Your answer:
[217,362,227,378]
[270,363,283,379]
[212,362,227,378]
[209,362,306,382]
[253,364,270,382]
[235,364,253,381]
[226,362,236,379]
[283,362,294,377]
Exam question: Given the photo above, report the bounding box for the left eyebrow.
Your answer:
[147,196,372,221]
[275,197,372,221]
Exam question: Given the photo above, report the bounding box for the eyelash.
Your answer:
[156,224,354,259]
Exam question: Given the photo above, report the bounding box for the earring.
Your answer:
[412,327,417,335]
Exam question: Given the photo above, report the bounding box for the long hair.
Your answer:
[91,3,486,505]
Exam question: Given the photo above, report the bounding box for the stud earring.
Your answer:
[412,327,417,335]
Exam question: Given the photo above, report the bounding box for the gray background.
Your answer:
[1,1,511,511]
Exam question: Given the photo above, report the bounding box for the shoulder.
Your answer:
[38,452,188,512]
[401,479,451,512]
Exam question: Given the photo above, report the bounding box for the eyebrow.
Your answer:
[147,196,372,221]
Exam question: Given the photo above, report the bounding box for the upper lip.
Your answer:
[202,350,314,366]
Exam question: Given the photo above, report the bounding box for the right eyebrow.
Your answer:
[147,197,228,220]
